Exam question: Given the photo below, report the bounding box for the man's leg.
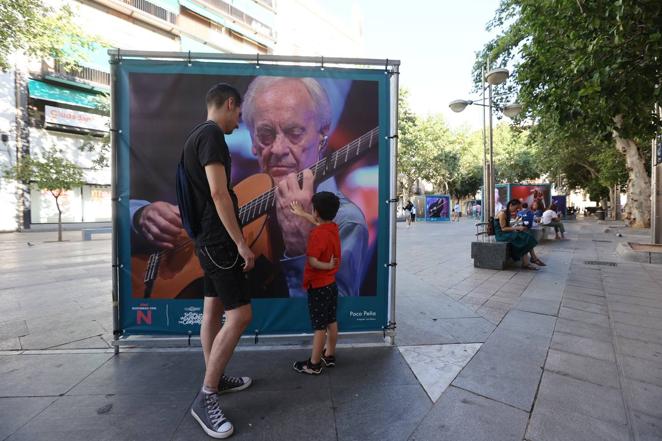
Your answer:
[201,297,224,367]
[203,303,252,390]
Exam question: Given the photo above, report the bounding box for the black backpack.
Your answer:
[175,152,199,239]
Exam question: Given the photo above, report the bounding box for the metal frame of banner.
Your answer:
[109,51,400,351]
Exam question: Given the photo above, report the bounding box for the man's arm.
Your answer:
[205,163,255,271]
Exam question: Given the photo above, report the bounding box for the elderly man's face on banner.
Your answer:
[249,79,326,183]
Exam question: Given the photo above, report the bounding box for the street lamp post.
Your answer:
[449,67,521,222]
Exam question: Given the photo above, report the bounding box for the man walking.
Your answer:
[185,83,255,439]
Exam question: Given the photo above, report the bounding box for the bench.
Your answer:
[81,227,112,240]
[530,226,551,242]
[471,241,512,269]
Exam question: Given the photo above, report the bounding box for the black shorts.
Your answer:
[307,282,338,330]
[196,244,251,310]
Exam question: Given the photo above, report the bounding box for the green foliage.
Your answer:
[5,147,84,195]
[79,93,111,169]
[476,0,660,222]
[0,0,98,71]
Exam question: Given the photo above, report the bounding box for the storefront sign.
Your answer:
[45,105,108,132]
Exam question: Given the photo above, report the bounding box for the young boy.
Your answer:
[289,191,341,375]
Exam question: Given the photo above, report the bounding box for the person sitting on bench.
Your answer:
[494,199,546,270]
[541,203,566,240]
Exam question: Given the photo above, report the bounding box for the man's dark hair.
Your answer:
[206,83,242,109]
[521,202,528,209]
[550,203,558,211]
[312,191,340,221]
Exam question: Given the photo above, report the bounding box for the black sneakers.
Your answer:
[190,390,234,439]
[293,358,322,375]
[218,375,252,394]
[321,350,336,368]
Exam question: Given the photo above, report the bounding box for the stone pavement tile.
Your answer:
[609,301,662,318]
[609,294,662,309]
[409,386,528,441]
[396,317,495,346]
[332,384,431,441]
[562,291,607,305]
[563,286,606,297]
[624,379,662,419]
[606,287,662,300]
[561,298,609,314]
[612,311,662,330]
[550,332,616,362]
[534,371,627,426]
[613,322,662,344]
[621,356,662,387]
[0,319,29,340]
[327,347,419,388]
[0,353,112,397]
[632,411,662,441]
[554,317,612,342]
[475,306,508,325]
[172,388,336,441]
[544,349,620,388]
[0,397,57,440]
[558,306,610,328]
[499,309,556,338]
[68,352,206,396]
[6,393,189,441]
[565,279,603,290]
[616,337,662,363]
[452,327,550,411]
[0,337,21,350]
[48,336,111,350]
[526,401,630,441]
[514,298,561,316]
[19,321,109,350]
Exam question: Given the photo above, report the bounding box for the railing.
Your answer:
[121,0,177,24]
[53,61,111,87]
[201,0,275,39]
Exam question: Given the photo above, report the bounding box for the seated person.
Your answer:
[541,203,566,239]
[494,199,545,269]
[531,200,544,225]
[517,202,535,230]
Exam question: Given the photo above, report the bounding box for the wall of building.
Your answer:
[0,70,18,231]
[274,0,364,57]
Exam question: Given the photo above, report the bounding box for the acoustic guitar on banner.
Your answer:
[131,126,380,299]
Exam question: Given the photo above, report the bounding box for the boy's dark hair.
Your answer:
[521,202,528,209]
[312,191,340,221]
[206,83,242,109]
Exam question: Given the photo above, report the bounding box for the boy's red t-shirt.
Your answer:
[302,222,341,289]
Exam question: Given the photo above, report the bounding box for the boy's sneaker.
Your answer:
[293,358,322,375]
[321,350,336,368]
[218,375,252,394]
[190,390,234,439]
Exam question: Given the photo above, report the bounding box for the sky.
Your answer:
[324,0,503,130]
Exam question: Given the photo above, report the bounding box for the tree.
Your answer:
[0,0,97,71]
[5,147,84,241]
[477,0,662,227]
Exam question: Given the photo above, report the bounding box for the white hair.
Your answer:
[242,76,332,134]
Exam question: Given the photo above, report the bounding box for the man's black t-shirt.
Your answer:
[183,121,240,247]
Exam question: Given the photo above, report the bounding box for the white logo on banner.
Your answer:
[178,311,203,326]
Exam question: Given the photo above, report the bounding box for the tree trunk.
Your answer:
[613,116,651,228]
[54,194,62,242]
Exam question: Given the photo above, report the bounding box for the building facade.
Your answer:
[0,0,363,231]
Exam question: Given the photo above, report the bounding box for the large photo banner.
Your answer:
[425,195,450,221]
[114,60,391,336]
[510,184,551,211]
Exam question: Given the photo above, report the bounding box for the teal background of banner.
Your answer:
[114,60,392,336]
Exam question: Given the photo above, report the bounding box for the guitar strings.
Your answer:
[151,127,379,260]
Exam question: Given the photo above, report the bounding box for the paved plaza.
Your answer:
[1,218,661,440]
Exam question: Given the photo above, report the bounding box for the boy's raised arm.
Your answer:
[290,201,319,226]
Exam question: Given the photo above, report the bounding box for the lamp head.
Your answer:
[502,102,523,118]
[485,68,509,86]
[449,99,472,113]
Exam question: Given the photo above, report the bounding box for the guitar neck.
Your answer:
[238,126,379,226]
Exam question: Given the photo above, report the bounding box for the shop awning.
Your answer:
[28,79,102,109]
[179,0,225,26]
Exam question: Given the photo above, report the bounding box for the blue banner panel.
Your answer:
[114,60,390,336]
[425,195,450,222]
